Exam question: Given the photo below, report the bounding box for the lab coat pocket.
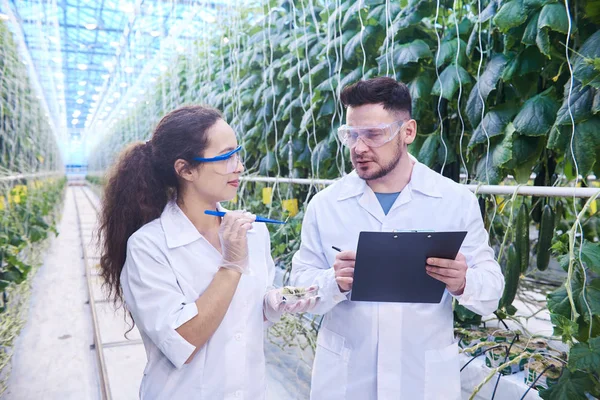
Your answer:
[310,327,350,400]
[424,342,461,400]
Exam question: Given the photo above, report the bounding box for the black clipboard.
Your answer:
[350,231,468,303]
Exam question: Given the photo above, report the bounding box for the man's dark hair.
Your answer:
[340,77,412,117]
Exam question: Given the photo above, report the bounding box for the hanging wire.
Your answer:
[562,0,593,336]
[454,2,468,184]
[357,0,367,79]
[301,1,319,180]
[384,0,391,76]
[433,0,449,175]
[386,0,396,77]
[325,0,345,177]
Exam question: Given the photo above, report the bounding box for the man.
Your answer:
[291,77,504,400]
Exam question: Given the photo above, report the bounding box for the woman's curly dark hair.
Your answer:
[97,105,222,309]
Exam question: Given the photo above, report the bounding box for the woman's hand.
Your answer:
[219,211,256,274]
[263,286,319,322]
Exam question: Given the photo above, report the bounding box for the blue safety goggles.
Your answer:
[193,145,243,174]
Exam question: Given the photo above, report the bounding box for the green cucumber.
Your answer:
[500,244,520,309]
[536,204,555,271]
[515,203,530,274]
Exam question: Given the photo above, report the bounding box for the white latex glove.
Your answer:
[218,210,256,274]
[263,286,319,322]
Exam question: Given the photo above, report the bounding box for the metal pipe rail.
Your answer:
[239,176,600,198]
[73,187,112,400]
[0,171,63,183]
[85,171,600,198]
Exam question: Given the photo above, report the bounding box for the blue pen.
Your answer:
[204,210,286,225]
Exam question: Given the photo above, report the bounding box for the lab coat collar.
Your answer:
[336,157,442,202]
[161,201,227,249]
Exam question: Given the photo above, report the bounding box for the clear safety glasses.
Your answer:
[337,120,404,148]
[194,145,243,174]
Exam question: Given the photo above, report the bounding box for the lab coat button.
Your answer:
[235,390,242,397]
[235,333,242,341]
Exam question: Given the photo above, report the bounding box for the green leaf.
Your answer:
[511,135,544,183]
[469,106,517,148]
[418,133,439,167]
[548,284,572,318]
[466,23,478,56]
[524,0,552,11]
[409,74,434,100]
[579,239,600,275]
[585,0,600,24]
[539,369,597,400]
[340,67,363,89]
[555,81,594,125]
[547,124,570,151]
[504,24,528,52]
[513,88,560,136]
[569,337,600,373]
[431,64,471,100]
[475,130,513,184]
[0,265,24,285]
[592,89,600,114]
[502,53,520,82]
[259,151,277,175]
[409,74,434,119]
[29,226,46,243]
[538,3,570,34]
[522,11,541,45]
[436,39,468,67]
[466,55,508,126]
[479,0,498,23]
[512,134,544,164]
[494,0,527,33]
[394,39,433,66]
[344,26,375,62]
[311,140,335,169]
[550,313,578,342]
[536,28,551,58]
[567,117,600,175]
[548,274,600,324]
[517,46,548,76]
[573,31,600,89]
[318,97,335,118]
[453,303,482,325]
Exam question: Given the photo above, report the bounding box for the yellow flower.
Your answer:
[13,194,21,204]
[0,196,5,211]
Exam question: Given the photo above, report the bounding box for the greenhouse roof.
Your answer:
[1,0,233,142]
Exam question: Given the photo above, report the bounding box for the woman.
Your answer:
[98,105,316,399]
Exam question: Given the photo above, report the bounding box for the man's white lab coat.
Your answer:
[291,160,504,400]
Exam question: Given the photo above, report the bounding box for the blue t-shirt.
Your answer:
[375,192,401,215]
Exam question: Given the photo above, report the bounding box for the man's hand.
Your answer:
[426,253,467,295]
[334,251,356,292]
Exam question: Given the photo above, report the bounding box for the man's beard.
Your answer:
[352,142,403,181]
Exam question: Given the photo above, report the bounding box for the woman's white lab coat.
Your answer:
[291,160,505,400]
[121,201,275,399]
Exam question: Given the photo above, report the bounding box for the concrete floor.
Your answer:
[4,190,99,400]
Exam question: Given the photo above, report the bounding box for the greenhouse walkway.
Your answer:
[4,184,311,400]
